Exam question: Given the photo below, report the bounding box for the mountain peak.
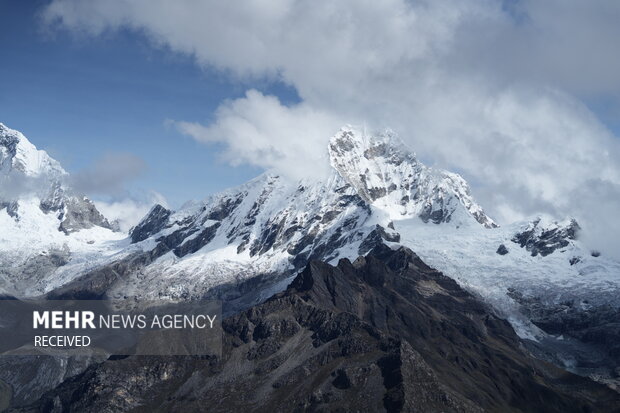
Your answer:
[328,126,420,203]
[329,125,415,164]
[0,122,66,178]
[328,126,496,227]
[1,123,111,235]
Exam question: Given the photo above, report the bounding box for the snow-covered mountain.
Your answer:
[75,126,494,301]
[328,128,497,228]
[2,123,619,337]
[0,123,127,296]
[2,121,620,381]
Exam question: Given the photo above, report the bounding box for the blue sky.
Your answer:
[0,1,298,206]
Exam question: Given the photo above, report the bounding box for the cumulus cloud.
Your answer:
[42,0,620,99]
[42,0,620,257]
[69,153,146,196]
[94,191,168,232]
[175,90,342,180]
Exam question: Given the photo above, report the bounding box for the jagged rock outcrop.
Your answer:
[512,218,580,257]
[328,127,497,227]
[58,196,111,234]
[129,204,171,243]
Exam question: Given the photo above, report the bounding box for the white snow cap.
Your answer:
[328,125,497,227]
[0,122,66,178]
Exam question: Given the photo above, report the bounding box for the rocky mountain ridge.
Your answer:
[97,125,496,301]
[14,245,620,412]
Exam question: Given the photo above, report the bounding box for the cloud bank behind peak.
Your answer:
[42,0,620,257]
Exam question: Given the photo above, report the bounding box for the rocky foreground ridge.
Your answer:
[13,246,620,413]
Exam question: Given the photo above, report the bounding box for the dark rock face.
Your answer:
[173,223,221,258]
[419,200,451,225]
[496,244,509,255]
[23,246,620,412]
[512,218,580,257]
[207,194,244,221]
[0,201,19,219]
[130,204,172,243]
[508,288,620,387]
[58,196,111,234]
[0,127,19,162]
[0,355,101,409]
[358,224,401,255]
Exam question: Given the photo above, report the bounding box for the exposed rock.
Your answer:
[508,288,620,387]
[0,125,22,177]
[328,127,497,227]
[0,201,19,220]
[39,182,65,214]
[496,244,509,255]
[58,196,111,234]
[173,223,221,258]
[129,204,171,243]
[207,194,244,221]
[512,218,580,257]
[358,224,401,255]
[419,200,451,225]
[22,246,620,412]
[0,355,103,408]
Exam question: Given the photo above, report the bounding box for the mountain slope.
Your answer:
[0,123,65,178]
[0,123,127,296]
[22,246,620,412]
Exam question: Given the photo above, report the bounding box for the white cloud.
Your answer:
[175,90,341,180]
[42,0,620,99]
[43,0,620,257]
[94,191,168,232]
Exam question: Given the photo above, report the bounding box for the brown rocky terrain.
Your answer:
[14,245,620,413]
